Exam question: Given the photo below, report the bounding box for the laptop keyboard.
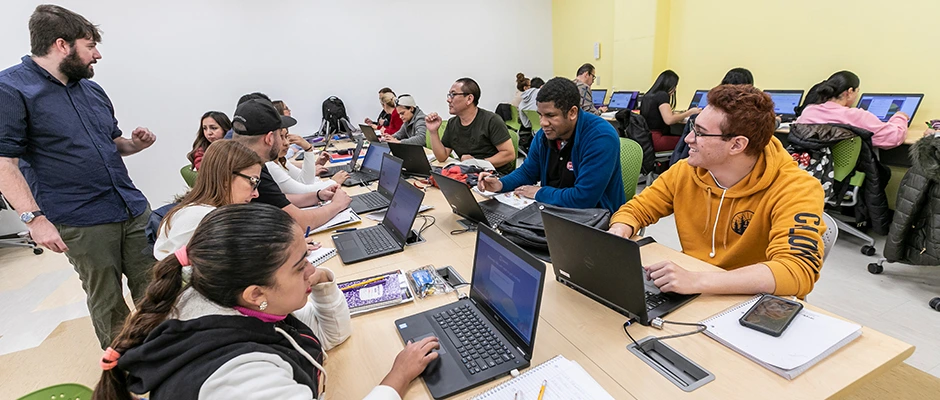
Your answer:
[355,191,388,208]
[645,291,669,311]
[358,228,397,255]
[433,304,515,375]
[349,170,379,182]
[482,209,508,227]
[326,165,350,175]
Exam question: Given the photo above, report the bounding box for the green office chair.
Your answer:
[619,138,643,201]
[507,129,520,171]
[522,109,541,133]
[506,105,521,132]
[180,165,198,188]
[17,384,93,400]
[425,120,447,150]
[827,137,876,256]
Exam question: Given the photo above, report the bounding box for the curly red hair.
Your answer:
[706,85,776,157]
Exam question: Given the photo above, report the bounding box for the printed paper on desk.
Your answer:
[494,192,535,209]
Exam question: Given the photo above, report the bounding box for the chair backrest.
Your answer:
[508,129,520,159]
[425,120,447,149]
[180,165,198,188]
[820,212,839,262]
[619,138,644,200]
[17,384,93,400]
[830,137,862,182]
[523,110,541,132]
[506,105,521,132]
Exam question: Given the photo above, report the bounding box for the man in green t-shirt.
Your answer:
[426,77,516,175]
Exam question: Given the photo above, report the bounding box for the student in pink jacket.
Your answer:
[795,71,909,149]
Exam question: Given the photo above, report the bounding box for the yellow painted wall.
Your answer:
[668,0,940,121]
[555,0,940,123]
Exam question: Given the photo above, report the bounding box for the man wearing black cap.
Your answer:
[232,99,351,229]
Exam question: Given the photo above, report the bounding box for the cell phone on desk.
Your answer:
[739,294,803,337]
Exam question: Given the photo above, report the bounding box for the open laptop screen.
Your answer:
[764,90,804,116]
[471,230,542,344]
[360,144,391,172]
[608,91,637,109]
[384,178,423,241]
[377,154,403,196]
[856,93,923,124]
[689,90,709,109]
[591,89,607,107]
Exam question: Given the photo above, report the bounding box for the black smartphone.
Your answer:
[739,294,803,337]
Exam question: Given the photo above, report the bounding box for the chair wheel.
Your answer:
[861,245,876,256]
[33,247,44,255]
[867,262,883,274]
[930,297,940,311]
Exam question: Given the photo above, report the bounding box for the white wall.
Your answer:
[0,0,553,205]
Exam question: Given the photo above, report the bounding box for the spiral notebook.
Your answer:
[700,295,862,380]
[305,247,337,266]
[337,270,414,316]
[471,355,614,400]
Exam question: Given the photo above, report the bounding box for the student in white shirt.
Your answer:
[153,140,262,260]
[266,128,348,194]
[96,203,439,400]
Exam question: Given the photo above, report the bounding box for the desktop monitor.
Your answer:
[591,89,608,107]
[856,93,923,126]
[608,91,639,110]
[689,90,709,109]
[764,90,805,118]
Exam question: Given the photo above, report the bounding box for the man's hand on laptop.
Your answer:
[645,260,700,294]
[477,172,503,193]
[608,223,634,239]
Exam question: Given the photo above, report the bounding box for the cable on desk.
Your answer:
[416,215,435,235]
[622,318,707,355]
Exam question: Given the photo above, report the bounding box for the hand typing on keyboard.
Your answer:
[645,260,700,295]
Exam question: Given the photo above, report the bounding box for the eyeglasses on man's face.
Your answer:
[689,124,730,142]
[446,92,470,100]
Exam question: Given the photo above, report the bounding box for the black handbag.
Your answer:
[498,203,610,262]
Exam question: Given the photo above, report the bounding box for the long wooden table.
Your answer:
[306,142,914,399]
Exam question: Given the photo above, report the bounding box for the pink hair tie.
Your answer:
[100,347,121,371]
[175,245,190,266]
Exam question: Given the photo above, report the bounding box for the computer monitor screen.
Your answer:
[689,90,709,109]
[765,90,804,116]
[591,89,608,107]
[608,91,637,109]
[360,144,391,172]
[856,94,923,125]
[471,230,542,344]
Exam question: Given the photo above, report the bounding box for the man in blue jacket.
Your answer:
[478,77,625,213]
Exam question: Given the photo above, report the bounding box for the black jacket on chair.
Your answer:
[884,134,940,265]
[787,123,892,235]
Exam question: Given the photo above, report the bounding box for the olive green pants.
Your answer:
[56,207,155,349]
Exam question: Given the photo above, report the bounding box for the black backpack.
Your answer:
[615,110,656,174]
[318,96,351,136]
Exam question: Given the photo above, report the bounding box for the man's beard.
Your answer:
[268,143,280,161]
[59,49,94,81]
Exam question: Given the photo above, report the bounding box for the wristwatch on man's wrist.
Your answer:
[20,210,44,224]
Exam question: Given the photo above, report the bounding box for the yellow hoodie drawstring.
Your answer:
[703,187,712,234]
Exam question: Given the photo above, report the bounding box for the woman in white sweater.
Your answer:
[94,203,439,400]
[153,140,263,260]
[267,128,348,193]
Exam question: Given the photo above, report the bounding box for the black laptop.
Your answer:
[349,153,403,214]
[359,123,382,142]
[387,142,433,178]
[395,225,545,399]
[541,210,698,325]
[433,172,519,229]
[332,177,423,264]
[320,139,364,178]
[344,143,391,187]
[764,90,805,123]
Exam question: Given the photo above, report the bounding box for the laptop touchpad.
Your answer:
[411,333,447,355]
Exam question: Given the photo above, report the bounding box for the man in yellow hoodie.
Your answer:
[609,84,825,299]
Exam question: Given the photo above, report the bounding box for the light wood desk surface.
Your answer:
[309,141,914,399]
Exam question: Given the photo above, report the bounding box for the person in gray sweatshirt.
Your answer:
[383,94,428,145]
[518,77,545,130]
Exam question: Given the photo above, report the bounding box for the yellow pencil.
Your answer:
[341,276,387,292]
[536,380,546,400]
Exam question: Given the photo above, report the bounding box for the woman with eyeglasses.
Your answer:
[96,203,440,400]
[153,140,263,260]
